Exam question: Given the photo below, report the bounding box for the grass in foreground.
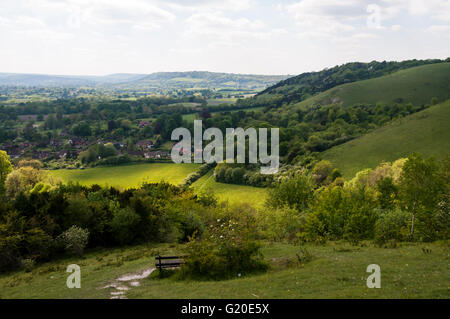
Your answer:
[49,163,200,189]
[322,100,450,179]
[191,171,268,207]
[1,242,448,299]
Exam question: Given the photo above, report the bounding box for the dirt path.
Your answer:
[101,268,156,299]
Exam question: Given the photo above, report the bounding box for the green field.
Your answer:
[296,63,450,109]
[182,106,265,123]
[322,100,450,179]
[191,171,268,207]
[1,241,448,299]
[49,163,200,189]
[207,97,237,106]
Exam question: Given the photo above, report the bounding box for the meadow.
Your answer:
[182,106,266,123]
[191,171,268,207]
[1,241,448,299]
[49,163,200,189]
[322,100,450,179]
[296,63,450,109]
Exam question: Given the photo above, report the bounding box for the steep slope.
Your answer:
[321,100,450,178]
[296,63,450,109]
[250,59,448,107]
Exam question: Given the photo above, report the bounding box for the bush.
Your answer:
[374,209,410,246]
[178,216,267,280]
[267,173,314,211]
[21,258,35,272]
[109,207,141,245]
[257,207,305,242]
[58,226,89,256]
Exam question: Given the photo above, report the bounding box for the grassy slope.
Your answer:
[1,242,448,299]
[296,63,450,109]
[191,171,268,208]
[49,163,200,189]
[321,100,450,179]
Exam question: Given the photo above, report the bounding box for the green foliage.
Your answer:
[257,207,305,242]
[376,177,398,210]
[79,143,117,164]
[268,173,314,211]
[304,185,378,243]
[20,258,35,272]
[374,209,410,246]
[109,206,141,245]
[71,121,92,137]
[399,153,445,241]
[0,150,13,194]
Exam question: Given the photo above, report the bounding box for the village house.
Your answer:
[136,140,154,150]
[138,120,152,128]
[144,151,170,159]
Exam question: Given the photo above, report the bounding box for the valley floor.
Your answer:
[1,241,448,299]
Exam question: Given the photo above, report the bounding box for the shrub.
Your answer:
[267,173,314,211]
[374,209,410,246]
[58,226,89,257]
[178,216,267,280]
[257,207,305,242]
[109,207,141,245]
[21,258,35,272]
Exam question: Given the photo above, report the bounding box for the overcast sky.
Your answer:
[0,0,449,75]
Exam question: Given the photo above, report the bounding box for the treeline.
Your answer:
[203,100,431,168]
[267,154,449,244]
[0,96,206,117]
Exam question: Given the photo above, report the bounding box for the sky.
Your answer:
[0,0,449,76]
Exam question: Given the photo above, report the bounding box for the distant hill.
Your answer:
[0,71,289,91]
[295,63,450,109]
[248,58,449,107]
[321,100,450,178]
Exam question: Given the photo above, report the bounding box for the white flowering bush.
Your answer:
[179,213,267,280]
[59,226,89,257]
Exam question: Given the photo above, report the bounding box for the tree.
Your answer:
[0,151,13,194]
[5,166,43,197]
[268,173,314,211]
[398,153,443,240]
[312,160,334,185]
[376,177,398,210]
[72,122,91,137]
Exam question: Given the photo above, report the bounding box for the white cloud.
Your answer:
[283,0,364,37]
[0,0,448,75]
[162,0,253,12]
[183,12,283,45]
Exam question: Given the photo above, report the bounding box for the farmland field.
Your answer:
[182,106,265,123]
[191,171,268,207]
[206,97,237,105]
[49,163,200,189]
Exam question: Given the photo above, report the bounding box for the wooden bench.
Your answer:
[155,255,185,270]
